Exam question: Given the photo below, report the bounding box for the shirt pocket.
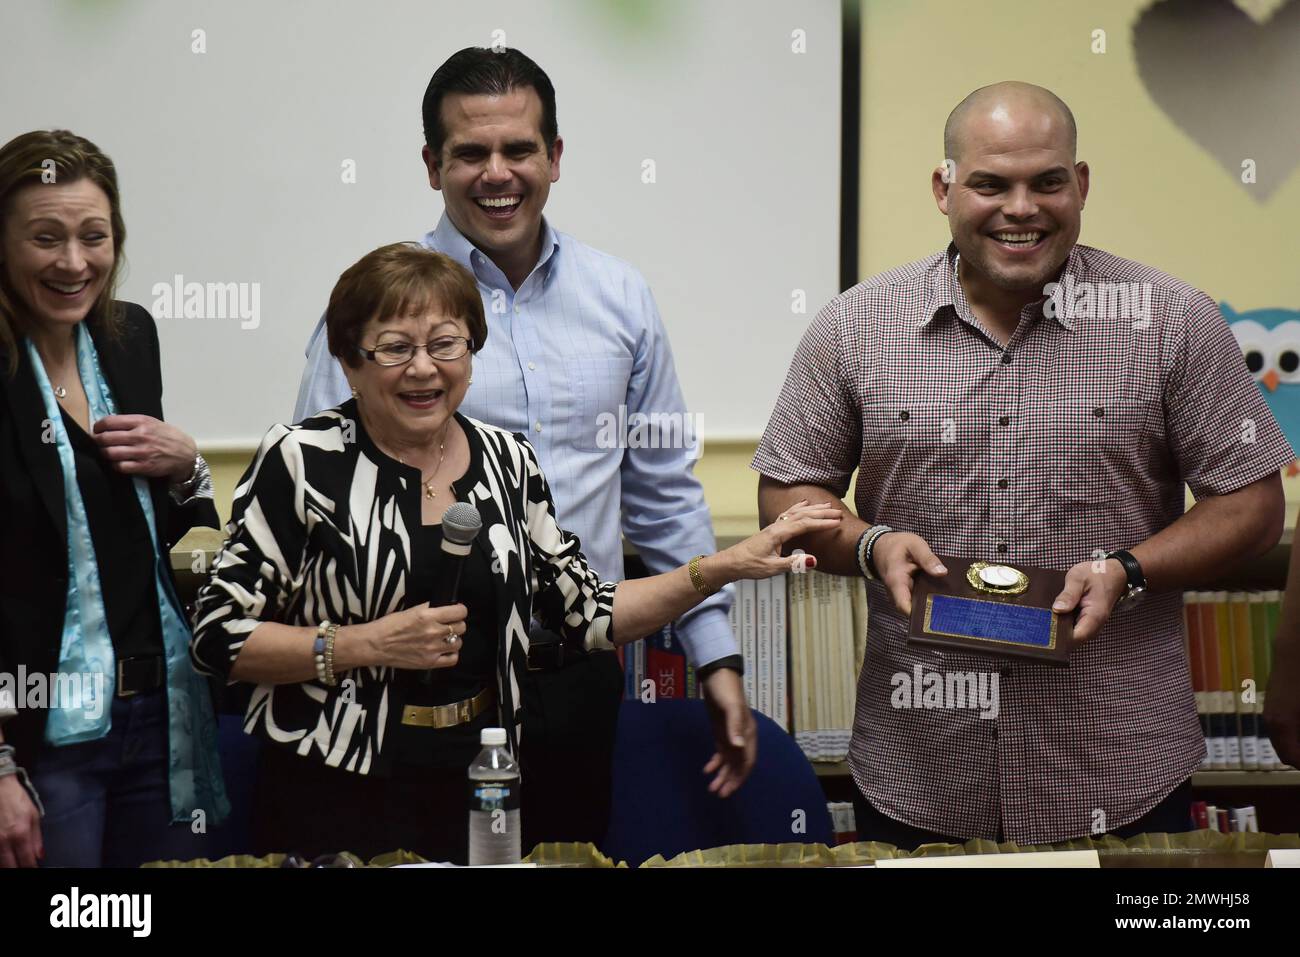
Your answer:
[564,355,636,452]
[1030,399,1151,504]
[861,402,963,511]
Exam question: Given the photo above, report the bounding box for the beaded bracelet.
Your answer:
[857,524,894,581]
[314,623,331,684]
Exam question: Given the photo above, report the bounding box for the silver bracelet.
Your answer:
[169,451,214,504]
[0,745,45,817]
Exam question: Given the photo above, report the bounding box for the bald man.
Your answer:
[754,82,1291,846]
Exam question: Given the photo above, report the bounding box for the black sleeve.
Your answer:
[124,302,221,542]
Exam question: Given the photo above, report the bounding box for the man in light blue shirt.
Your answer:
[294,47,752,842]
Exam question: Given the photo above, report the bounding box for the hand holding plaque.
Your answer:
[908,557,1076,666]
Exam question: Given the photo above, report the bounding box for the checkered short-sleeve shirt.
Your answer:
[753,243,1294,843]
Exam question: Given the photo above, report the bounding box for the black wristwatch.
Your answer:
[1105,549,1147,609]
[697,654,744,681]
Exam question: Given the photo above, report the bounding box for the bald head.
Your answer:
[932,80,1088,302]
[943,81,1076,164]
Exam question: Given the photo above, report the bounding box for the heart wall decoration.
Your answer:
[1133,0,1300,202]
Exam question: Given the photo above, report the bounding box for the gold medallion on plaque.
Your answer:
[965,562,1029,596]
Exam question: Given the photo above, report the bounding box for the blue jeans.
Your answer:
[31,689,213,867]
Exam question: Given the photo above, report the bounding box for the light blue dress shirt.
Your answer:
[293,215,736,666]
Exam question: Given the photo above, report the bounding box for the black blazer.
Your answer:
[0,301,219,766]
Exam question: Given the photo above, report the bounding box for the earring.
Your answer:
[468,376,473,385]
[351,386,360,400]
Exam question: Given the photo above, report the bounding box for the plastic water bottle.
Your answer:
[467,727,521,865]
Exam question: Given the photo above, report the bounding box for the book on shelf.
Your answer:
[727,574,787,726]
[623,623,700,703]
[740,579,756,709]
[772,573,789,731]
[756,577,772,718]
[1183,589,1291,773]
[1191,800,1258,833]
[786,570,867,762]
[827,800,858,844]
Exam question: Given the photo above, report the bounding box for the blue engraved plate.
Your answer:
[924,594,1057,649]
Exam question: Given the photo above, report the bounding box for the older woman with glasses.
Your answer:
[192,242,837,863]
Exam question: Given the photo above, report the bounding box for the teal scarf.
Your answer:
[26,325,228,826]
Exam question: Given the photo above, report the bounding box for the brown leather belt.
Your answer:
[400,688,495,729]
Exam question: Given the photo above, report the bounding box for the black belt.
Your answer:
[116,656,165,698]
[526,626,586,672]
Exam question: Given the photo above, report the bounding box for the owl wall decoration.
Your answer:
[1226,303,1300,474]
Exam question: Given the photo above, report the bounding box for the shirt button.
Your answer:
[997,478,1009,489]
[1001,352,1012,365]
[534,421,542,433]
[1093,406,1105,418]
[998,415,1010,427]
[527,362,536,371]
[996,542,1008,554]
[899,410,910,421]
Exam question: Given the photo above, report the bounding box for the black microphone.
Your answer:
[422,502,482,684]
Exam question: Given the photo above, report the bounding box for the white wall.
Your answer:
[1,0,841,445]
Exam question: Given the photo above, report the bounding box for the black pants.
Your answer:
[251,744,473,864]
[517,648,624,852]
[851,779,1194,850]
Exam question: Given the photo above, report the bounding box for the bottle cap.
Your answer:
[481,727,507,746]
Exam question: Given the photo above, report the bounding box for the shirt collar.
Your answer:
[920,241,1080,333]
[424,214,562,286]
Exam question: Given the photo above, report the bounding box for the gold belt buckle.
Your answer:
[116,659,137,698]
[401,689,490,729]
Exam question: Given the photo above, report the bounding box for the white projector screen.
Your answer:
[1,0,842,446]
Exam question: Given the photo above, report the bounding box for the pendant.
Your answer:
[425,484,435,500]
[54,386,67,399]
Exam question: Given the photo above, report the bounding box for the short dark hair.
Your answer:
[326,243,487,370]
[421,47,558,161]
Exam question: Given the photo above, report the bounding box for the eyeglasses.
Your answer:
[359,336,475,366]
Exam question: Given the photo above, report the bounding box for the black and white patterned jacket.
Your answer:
[191,400,616,775]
